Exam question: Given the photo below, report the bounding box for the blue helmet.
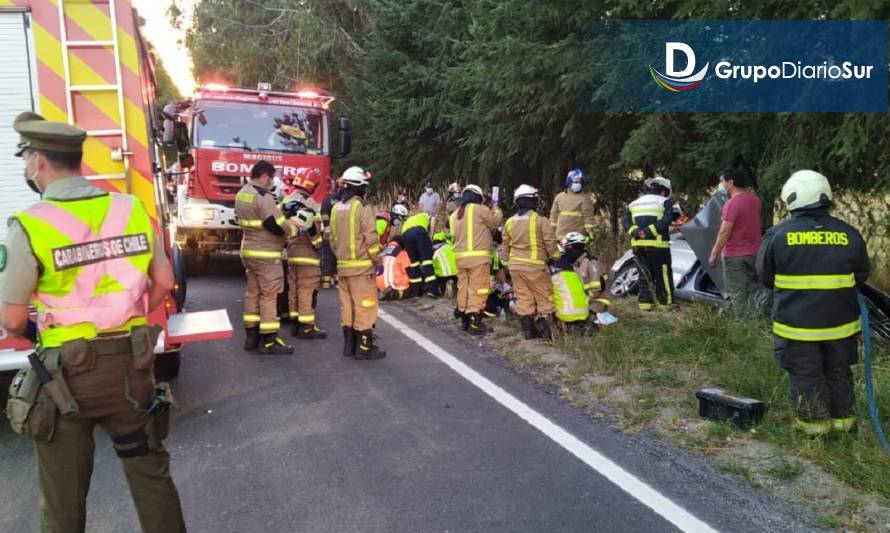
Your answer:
[565,168,584,188]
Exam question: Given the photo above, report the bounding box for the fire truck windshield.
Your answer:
[193,100,325,154]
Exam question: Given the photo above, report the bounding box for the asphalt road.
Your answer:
[0,255,814,532]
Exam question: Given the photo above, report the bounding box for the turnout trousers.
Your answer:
[633,247,673,310]
[288,264,321,325]
[511,268,555,316]
[403,228,435,296]
[35,334,185,533]
[773,335,858,422]
[456,261,490,313]
[338,273,379,331]
[243,257,285,333]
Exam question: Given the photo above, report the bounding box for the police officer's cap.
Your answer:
[13,111,86,157]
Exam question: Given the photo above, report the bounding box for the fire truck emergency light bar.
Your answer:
[199,82,336,108]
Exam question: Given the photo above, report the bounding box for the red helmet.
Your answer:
[294,167,321,194]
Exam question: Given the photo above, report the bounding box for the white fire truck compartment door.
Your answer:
[166,309,234,345]
[0,11,38,243]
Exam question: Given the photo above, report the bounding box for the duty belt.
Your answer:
[90,336,132,356]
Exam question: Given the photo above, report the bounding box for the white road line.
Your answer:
[378,309,718,533]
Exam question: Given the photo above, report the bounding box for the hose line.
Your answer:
[859,293,890,455]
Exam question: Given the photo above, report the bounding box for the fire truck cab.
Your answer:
[164,82,352,273]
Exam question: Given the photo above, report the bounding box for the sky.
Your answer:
[132,0,196,95]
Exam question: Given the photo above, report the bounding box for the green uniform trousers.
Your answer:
[35,334,185,533]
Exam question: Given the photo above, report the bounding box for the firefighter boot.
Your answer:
[342,327,356,357]
[244,326,260,351]
[457,310,470,331]
[467,313,486,336]
[297,323,327,340]
[355,330,386,360]
[519,315,539,340]
[544,313,564,344]
[258,333,295,355]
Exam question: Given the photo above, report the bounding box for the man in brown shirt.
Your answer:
[236,161,300,354]
[330,166,385,359]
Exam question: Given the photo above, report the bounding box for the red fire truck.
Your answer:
[164,82,352,273]
[0,0,232,378]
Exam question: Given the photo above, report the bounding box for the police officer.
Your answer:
[450,184,502,335]
[758,170,869,436]
[550,168,596,240]
[401,211,438,298]
[621,176,675,311]
[236,160,300,354]
[502,185,560,339]
[282,167,326,339]
[330,166,386,359]
[1,112,185,532]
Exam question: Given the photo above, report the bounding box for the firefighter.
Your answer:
[562,232,614,314]
[330,166,386,359]
[551,238,591,326]
[319,186,340,288]
[550,168,596,240]
[389,203,408,239]
[1,113,185,532]
[757,170,869,436]
[502,185,560,340]
[432,231,457,297]
[450,184,502,335]
[401,211,438,298]
[376,210,392,247]
[236,160,300,354]
[282,167,326,339]
[621,176,675,311]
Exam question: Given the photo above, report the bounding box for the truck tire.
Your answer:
[154,349,181,381]
[172,243,188,312]
[184,243,209,276]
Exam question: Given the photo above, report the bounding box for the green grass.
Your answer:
[766,458,805,481]
[564,299,890,499]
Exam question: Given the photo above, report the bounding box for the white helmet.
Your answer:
[448,182,461,193]
[644,176,672,194]
[462,184,483,196]
[513,184,538,201]
[782,170,832,212]
[290,208,315,229]
[391,204,409,218]
[340,166,369,186]
[561,232,588,247]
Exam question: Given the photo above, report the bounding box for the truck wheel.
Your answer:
[184,247,209,276]
[154,349,181,381]
[172,244,188,312]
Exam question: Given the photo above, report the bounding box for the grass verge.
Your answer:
[563,299,890,500]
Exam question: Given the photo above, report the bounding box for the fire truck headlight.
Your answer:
[184,206,216,222]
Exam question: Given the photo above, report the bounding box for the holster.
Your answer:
[5,349,78,441]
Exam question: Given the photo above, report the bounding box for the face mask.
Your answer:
[570,182,582,193]
[23,153,41,194]
[717,182,726,195]
[425,187,433,194]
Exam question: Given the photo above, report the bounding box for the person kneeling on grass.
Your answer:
[562,232,618,325]
[551,233,619,332]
